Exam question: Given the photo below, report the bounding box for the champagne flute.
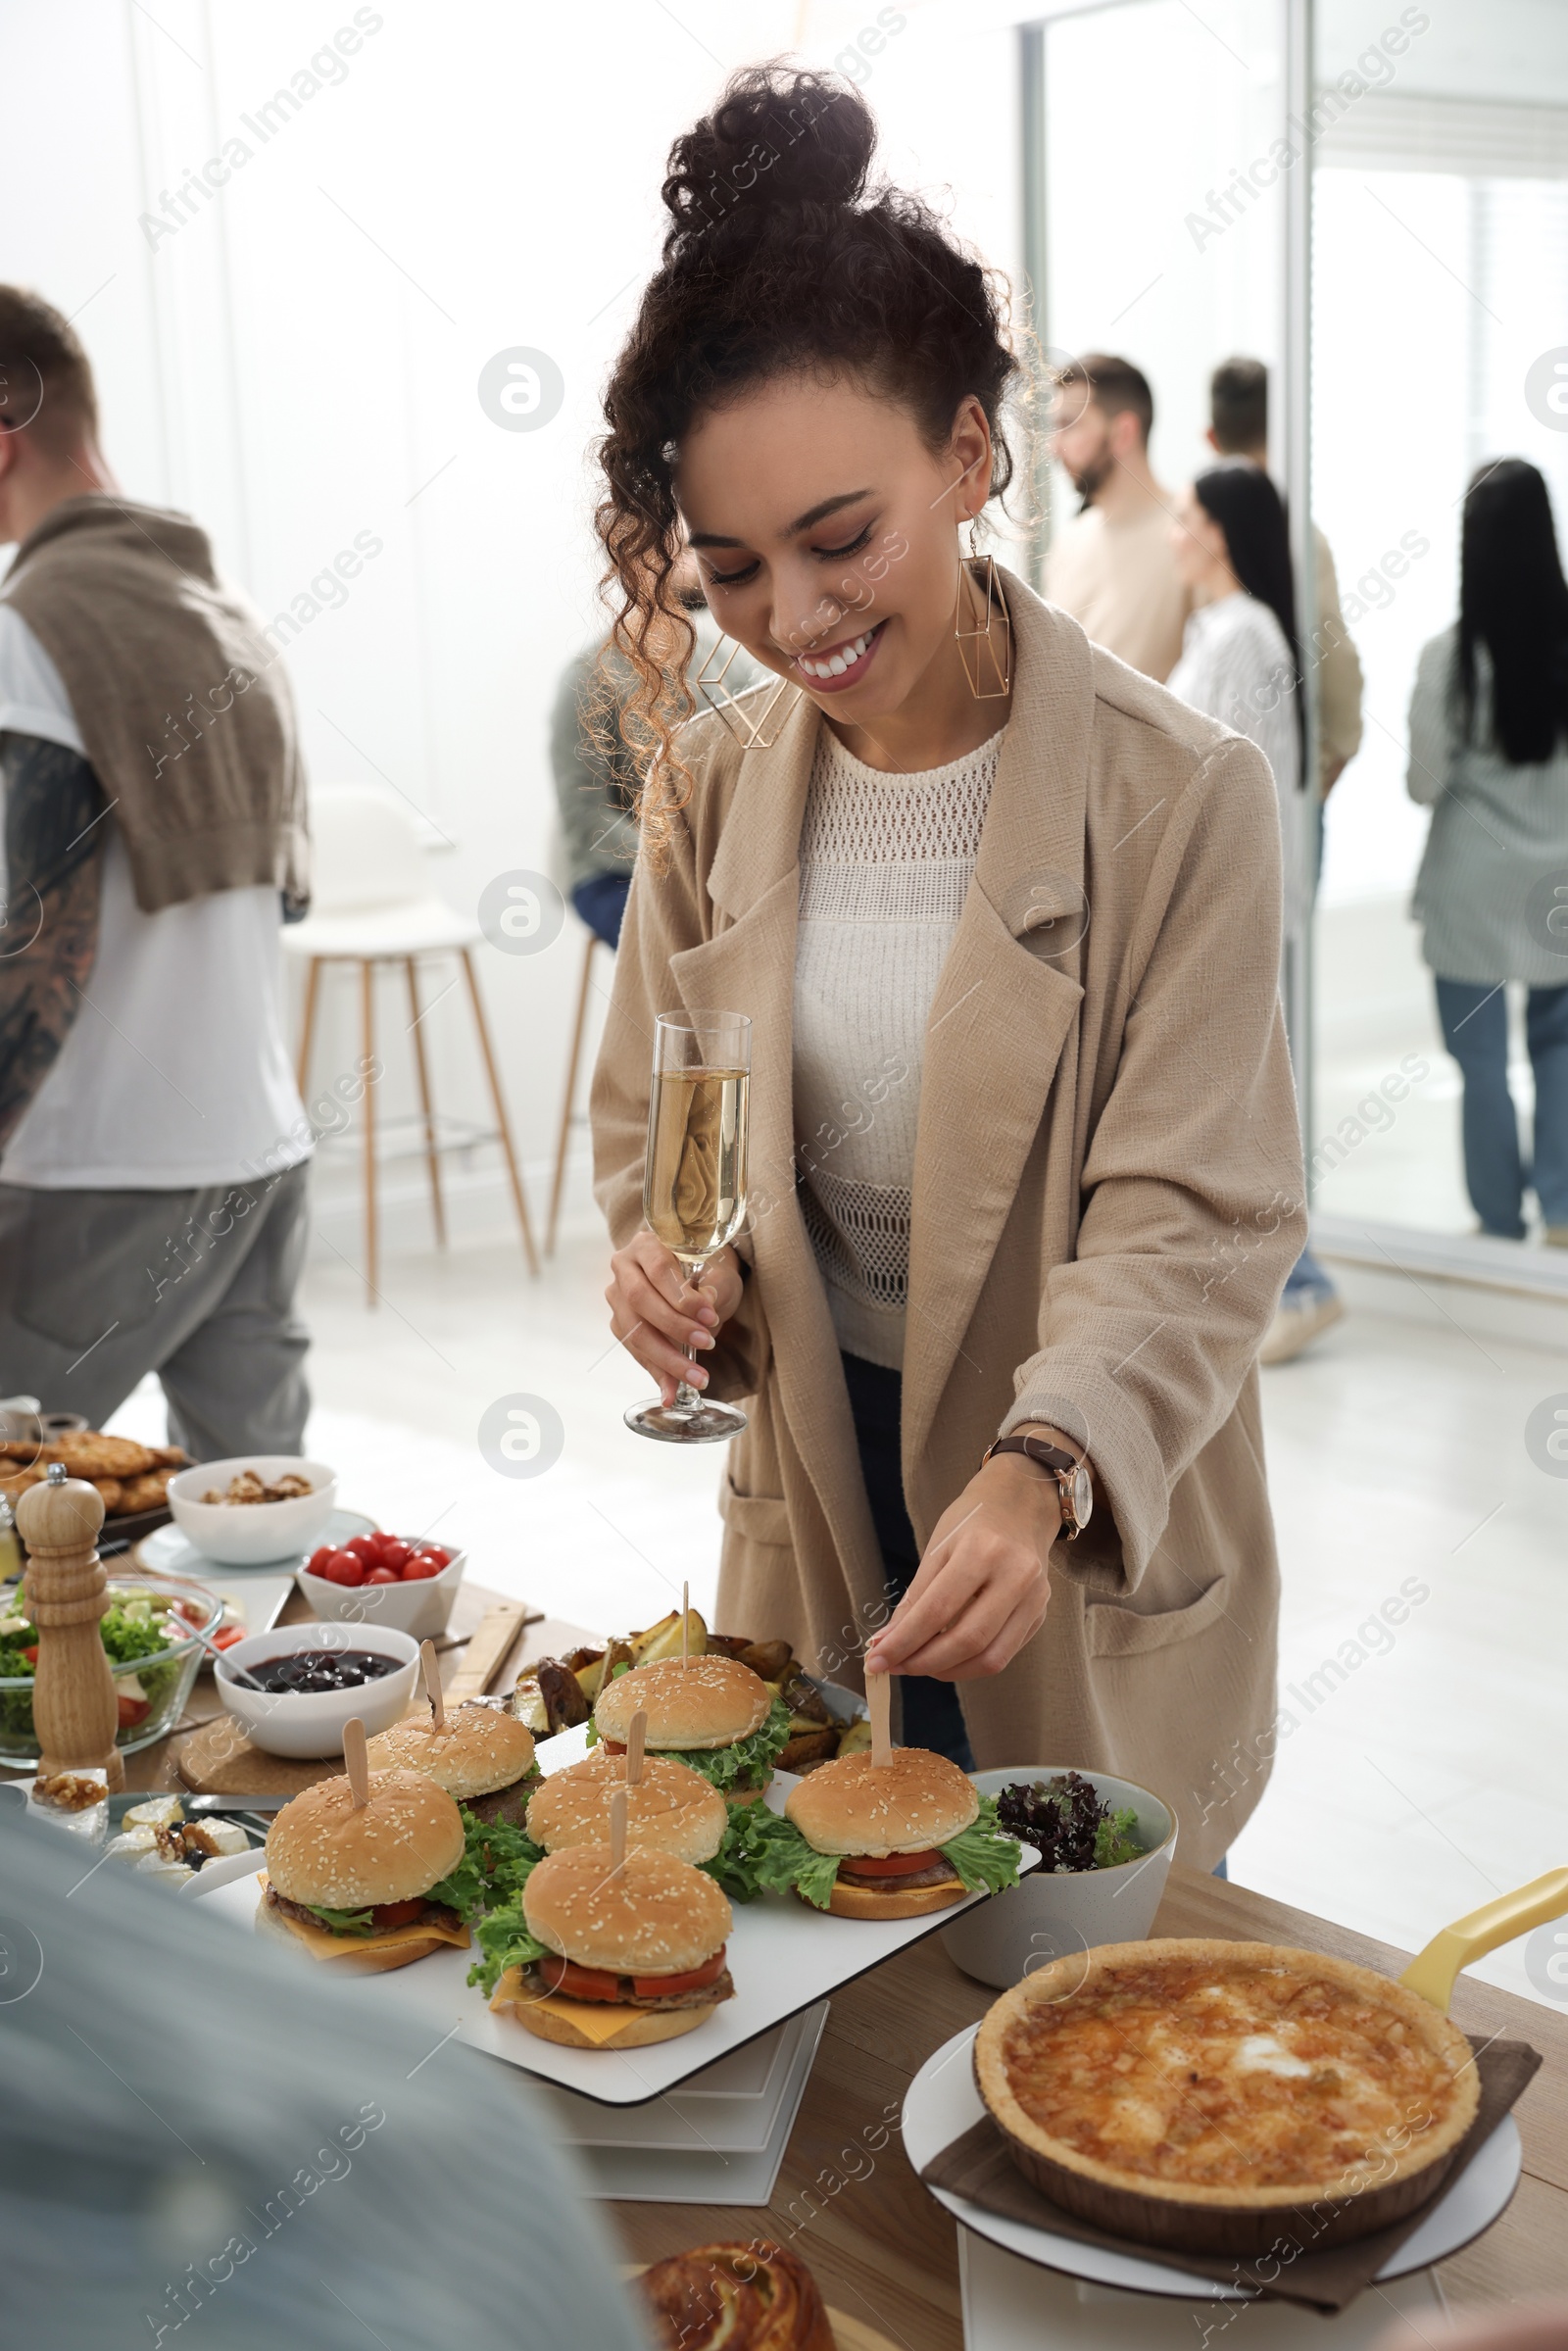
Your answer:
[624,1010,751,1445]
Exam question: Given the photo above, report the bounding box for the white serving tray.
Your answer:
[904,2024,1521,2300]
[198,1755,1035,2106]
[956,2227,1450,2347]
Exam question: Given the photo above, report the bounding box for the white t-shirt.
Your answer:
[0,606,311,1190]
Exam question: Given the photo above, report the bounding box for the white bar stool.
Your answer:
[282,785,539,1302]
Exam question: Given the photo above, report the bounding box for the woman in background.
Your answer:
[1167,461,1335,1363]
[1407,458,1568,1243]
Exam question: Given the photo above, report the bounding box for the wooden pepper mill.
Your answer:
[18,1464,124,1791]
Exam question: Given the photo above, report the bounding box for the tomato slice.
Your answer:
[117,1694,151,1729]
[368,1889,425,1928]
[600,1738,626,1755]
[539,1954,623,2002]
[844,1848,946,1877]
[631,1944,727,1999]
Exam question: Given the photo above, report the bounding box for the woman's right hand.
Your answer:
[605,1232,744,1406]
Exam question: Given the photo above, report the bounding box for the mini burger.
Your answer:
[525,1751,729,1865]
[487,1844,734,2048]
[260,1768,473,1971]
[750,1747,1022,1918]
[592,1656,789,1803]
[366,1700,539,1827]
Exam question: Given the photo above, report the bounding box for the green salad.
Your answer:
[0,1585,201,1754]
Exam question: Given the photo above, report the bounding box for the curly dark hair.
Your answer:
[593,64,1021,857]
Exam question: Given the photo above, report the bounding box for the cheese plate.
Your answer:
[196,1753,1036,2106]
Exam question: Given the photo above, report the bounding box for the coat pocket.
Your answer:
[1084,1572,1232,1659]
[718,1476,793,1548]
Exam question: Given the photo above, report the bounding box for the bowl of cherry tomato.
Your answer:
[294,1531,466,1641]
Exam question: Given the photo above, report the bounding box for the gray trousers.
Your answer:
[0,1163,310,1460]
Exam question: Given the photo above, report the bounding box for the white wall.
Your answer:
[0,0,1023,1237]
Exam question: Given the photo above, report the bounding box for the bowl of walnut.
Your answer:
[167,1456,338,1565]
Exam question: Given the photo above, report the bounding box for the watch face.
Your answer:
[1069,1463,1093,1529]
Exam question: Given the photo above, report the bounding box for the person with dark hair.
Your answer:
[1044,352,1190,682]
[1206,355,1363,795]
[1408,459,1568,1243]
[0,285,313,1454]
[1167,460,1342,1361]
[590,69,1305,1859]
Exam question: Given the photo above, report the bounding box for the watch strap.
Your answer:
[982,1433,1091,1539]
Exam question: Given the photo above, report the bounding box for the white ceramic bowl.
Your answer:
[168,1457,338,1565]
[940,1766,1178,1990]
[214,1622,418,1757]
[294,1545,466,1641]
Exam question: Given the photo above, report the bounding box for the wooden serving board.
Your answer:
[172,1598,531,1797]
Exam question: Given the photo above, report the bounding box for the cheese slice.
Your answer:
[256,1873,471,1962]
[488,1966,656,2046]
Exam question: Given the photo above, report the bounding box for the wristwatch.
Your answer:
[981,1432,1093,1541]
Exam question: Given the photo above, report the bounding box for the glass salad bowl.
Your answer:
[0,1572,222,1766]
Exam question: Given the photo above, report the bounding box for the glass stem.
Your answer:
[674,1257,705,1412]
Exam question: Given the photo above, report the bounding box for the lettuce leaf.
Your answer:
[733,1809,844,1909]
[1094,1805,1144,1869]
[427,1807,545,1923]
[301,1902,376,1935]
[700,1803,784,1903]
[660,1696,793,1792]
[939,1795,1022,1896]
[466,1899,551,1999]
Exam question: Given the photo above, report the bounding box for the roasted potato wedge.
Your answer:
[535,1656,590,1733]
[779,1671,830,1726]
[778,1728,840,1774]
[737,1639,792,1682]
[704,1633,752,1659]
[511,1677,550,1736]
[637,1608,707,1666]
[835,1717,873,1758]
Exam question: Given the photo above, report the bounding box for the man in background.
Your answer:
[0,287,313,1453]
[1207,357,1362,1365]
[1044,353,1190,682]
[1207,355,1363,794]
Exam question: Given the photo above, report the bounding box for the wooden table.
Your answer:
[14,1584,1564,2342]
[609,1866,1568,2350]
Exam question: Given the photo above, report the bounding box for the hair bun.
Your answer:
[662,68,873,253]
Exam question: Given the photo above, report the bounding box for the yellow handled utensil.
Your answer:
[1398,1866,1568,2012]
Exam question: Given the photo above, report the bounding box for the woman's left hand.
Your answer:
[862,1447,1062,1683]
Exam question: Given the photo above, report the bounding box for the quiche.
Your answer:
[975,1939,1480,2256]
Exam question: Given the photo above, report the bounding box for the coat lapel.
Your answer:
[902,580,1097,1471]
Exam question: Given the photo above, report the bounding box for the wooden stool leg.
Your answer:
[460,947,539,1276]
[361,959,377,1306]
[405,956,447,1249]
[296,956,322,1097]
[547,931,598,1256]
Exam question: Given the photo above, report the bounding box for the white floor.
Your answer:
[108,1185,1568,2016]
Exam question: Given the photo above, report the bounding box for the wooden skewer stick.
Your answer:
[420,1639,445,1731]
[626,1708,647,1787]
[681,1580,690,1668]
[867,1670,892,1768]
[343,1717,370,1809]
[609,1787,628,1871]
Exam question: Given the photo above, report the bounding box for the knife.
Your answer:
[185,1792,296,1815]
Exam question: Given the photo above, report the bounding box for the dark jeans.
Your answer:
[571,872,629,951]
[840,1350,976,1770]
[1436,978,1568,1237]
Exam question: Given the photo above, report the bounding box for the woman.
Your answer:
[1166,462,1336,1362]
[1407,459,1568,1243]
[590,69,1304,1862]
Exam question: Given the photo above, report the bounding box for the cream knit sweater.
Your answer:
[793,724,1004,1368]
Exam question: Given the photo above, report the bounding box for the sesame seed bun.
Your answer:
[522,1843,731,1977]
[594,1655,771,1751]
[525,1753,728,1864]
[366,1703,535,1799]
[265,1769,465,1909]
[786,1746,977,1856]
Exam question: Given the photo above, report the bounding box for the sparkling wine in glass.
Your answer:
[625,1010,751,1445]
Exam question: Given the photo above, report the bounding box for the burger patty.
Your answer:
[265,1886,463,1935]
[522,1964,737,2013]
[463,1774,540,1830]
[837,1859,960,1892]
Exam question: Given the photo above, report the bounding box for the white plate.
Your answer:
[196,1774,1037,2107]
[903,2023,1522,2301]
[135,1507,376,1576]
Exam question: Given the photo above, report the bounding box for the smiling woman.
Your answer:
[588,66,1307,1859]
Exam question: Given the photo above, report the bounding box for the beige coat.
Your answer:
[592,576,1307,1866]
